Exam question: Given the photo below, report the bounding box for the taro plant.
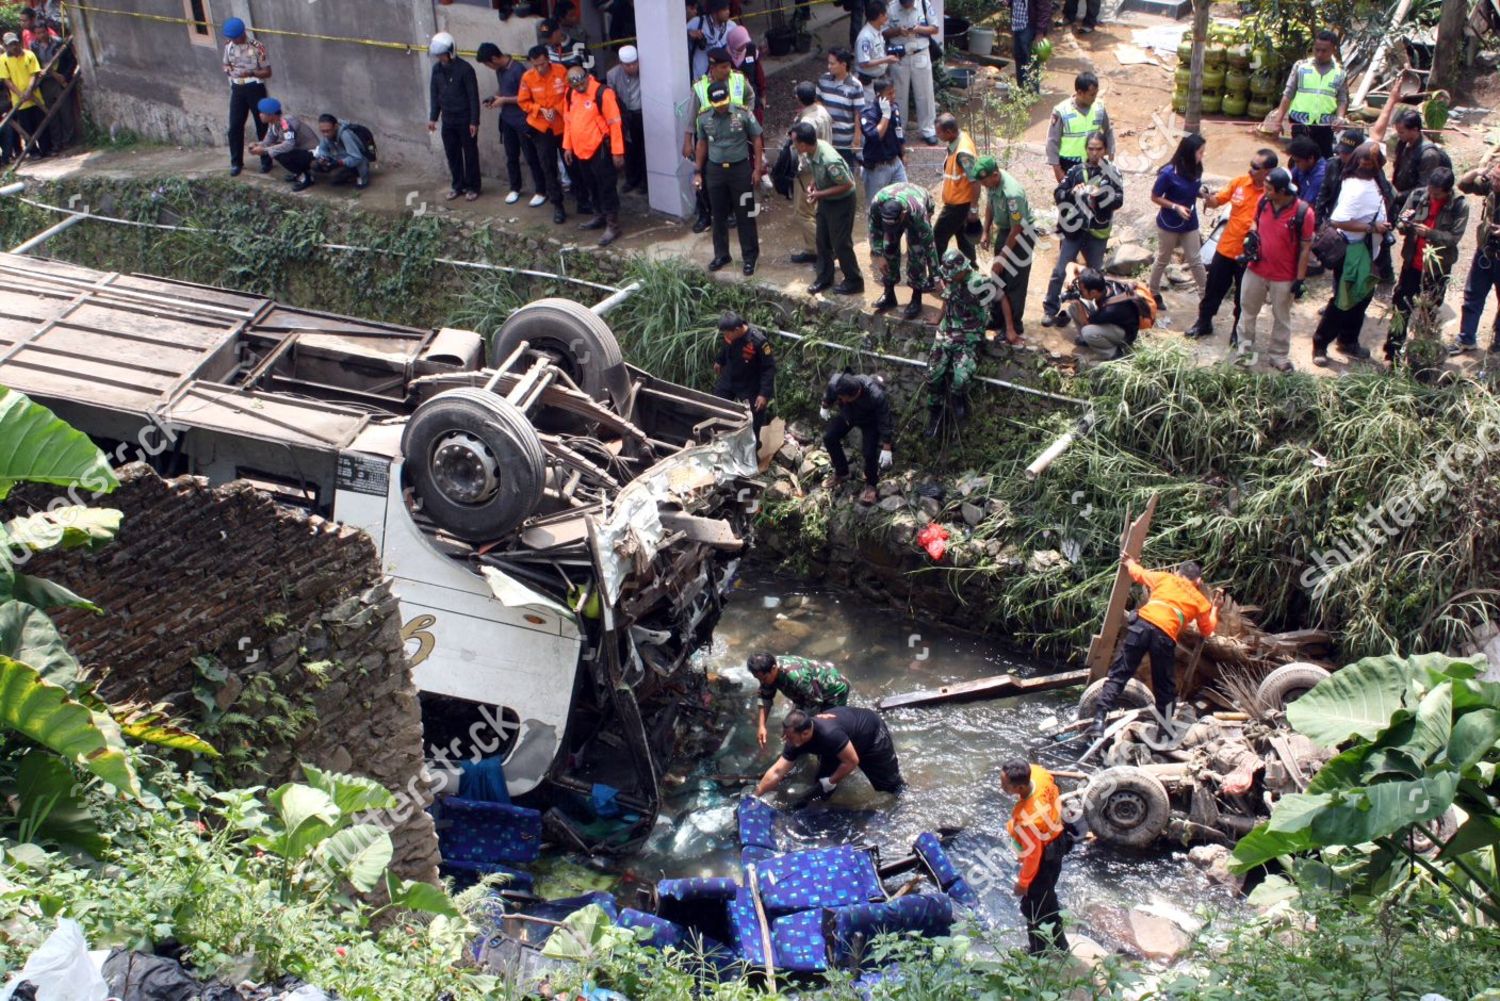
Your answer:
[1232,652,1500,922]
[0,387,215,850]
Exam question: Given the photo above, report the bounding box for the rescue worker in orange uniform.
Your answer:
[517,44,569,224]
[1089,553,1224,737]
[562,63,625,246]
[1002,758,1069,954]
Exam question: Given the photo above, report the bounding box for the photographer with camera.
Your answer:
[1452,164,1500,355]
[1238,168,1315,373]
[1386,167,1467,363]
[1041,131,1123,328]
[1185,149,1276,342]
[856,1,901,108]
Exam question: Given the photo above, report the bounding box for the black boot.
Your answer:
[871,284,899,312]
[951,393,968,422]
[579,214,607,231]
[901,292,924,321]
[1087,709,1108,738]
[924,404,944,438]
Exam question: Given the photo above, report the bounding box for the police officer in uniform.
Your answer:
[695,79,764,276]
[684,47,755,234]
[1046,72,1114,183]
[712,310,776,432]
[222,17,273,177]
[1269,30,1347,159]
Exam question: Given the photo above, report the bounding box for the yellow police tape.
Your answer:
[65,0,839,58]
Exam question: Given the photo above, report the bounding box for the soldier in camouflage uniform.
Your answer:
[926,248,988,437]
[869,181,941,320]
[746,652,852,749]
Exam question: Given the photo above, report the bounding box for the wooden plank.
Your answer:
[1085,495,1159,684]
[877,668,1090,711]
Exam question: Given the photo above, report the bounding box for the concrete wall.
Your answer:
[71,0,438,167]
[6,465,441,884]
[65,0,702,211]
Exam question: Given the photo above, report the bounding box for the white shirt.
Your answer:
[856,23,889,78]
[1331,177,1387,241]
[888,0,933,54]
[689,15,736,81]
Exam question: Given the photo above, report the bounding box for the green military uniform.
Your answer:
[929,248,986,409]
[869,181,940,291]
[985,167,1036,332]
[757,655,852,713]
[807,138,863,288]
[697,104,762,267]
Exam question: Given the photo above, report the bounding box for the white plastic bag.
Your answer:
[0,918,110,1001]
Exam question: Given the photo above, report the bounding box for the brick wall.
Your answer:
[7,464,440,883]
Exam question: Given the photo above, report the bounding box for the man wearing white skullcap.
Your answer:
[607,45,646,194]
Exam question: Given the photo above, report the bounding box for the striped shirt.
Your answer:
[817,71,865,150]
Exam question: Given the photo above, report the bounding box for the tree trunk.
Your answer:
[1429,0,1469,97]
[1184,0,1212,133]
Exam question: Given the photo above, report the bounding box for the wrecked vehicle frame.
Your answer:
[0,251,762,852]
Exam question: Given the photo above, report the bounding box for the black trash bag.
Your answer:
[101,950,206,1001]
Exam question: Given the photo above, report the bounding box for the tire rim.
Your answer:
[431,431,500,504]
[1104,789,1149,831]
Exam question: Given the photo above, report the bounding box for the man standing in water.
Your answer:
[754,706,903,798]
[746,653,851,749]
[1001,757,1070,953]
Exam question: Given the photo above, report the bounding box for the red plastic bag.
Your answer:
[916,523,950,562]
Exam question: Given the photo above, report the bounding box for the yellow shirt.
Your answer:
[1,49,43,111]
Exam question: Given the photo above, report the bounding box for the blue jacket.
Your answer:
[859,101,904,168]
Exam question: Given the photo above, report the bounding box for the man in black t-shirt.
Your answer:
[754,706,904,798]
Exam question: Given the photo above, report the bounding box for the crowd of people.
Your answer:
[0,0,73,167]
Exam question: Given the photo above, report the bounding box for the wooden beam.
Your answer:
[1085,495,1159,683]
[876,669,1090,711]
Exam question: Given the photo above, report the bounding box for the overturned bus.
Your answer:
[0,251,760,851]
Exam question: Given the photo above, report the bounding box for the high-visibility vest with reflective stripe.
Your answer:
[1054,98,1102,161]
[1288,60,1344,125]
[693,71,748,112]
[941,129,977,206]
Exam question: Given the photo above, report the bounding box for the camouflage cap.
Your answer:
[940,248,972,277]
[968,155,1000,180]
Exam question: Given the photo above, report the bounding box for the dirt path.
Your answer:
[15,10,1498,379]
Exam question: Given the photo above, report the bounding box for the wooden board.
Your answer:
[877,669,1090,711]
[1085,494,1159,683]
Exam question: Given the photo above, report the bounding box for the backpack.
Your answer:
[771,138,798,200]
[1106,281,1158,332]
[343,123,377,162]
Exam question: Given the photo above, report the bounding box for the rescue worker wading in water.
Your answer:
[1088,552,1225,737]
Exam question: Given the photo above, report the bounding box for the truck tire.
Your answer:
[401,389,546,542]
[1076,677,1153,720]
[490,298,631,410]
[1255,662,1331,712]
[1084,766,1172,849]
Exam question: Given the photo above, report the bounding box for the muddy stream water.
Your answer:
[629,568,1244,952]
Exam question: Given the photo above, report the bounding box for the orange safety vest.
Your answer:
[941,129,977,207]
[563,77,625,160]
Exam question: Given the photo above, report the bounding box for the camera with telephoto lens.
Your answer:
[888,43,906,57]
[1396,209,1417,235]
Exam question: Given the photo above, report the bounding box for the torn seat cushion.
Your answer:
[753,845,885,914]
[737,796,778,851]
[827,894,955,963]
[912,832,980,907]
[770,910,830,973]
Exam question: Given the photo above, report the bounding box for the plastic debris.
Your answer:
[0,919,109,1001]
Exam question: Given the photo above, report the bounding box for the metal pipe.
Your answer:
[9,212,88,254]
[590,280,643,317]
[0,182,24,197]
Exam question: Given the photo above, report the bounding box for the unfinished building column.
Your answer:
[638,0,694,220]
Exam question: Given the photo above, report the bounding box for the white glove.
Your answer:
[879,98,892,118]
[819,406,832,420]
[878,448,893,470]
[818,776,837,795]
